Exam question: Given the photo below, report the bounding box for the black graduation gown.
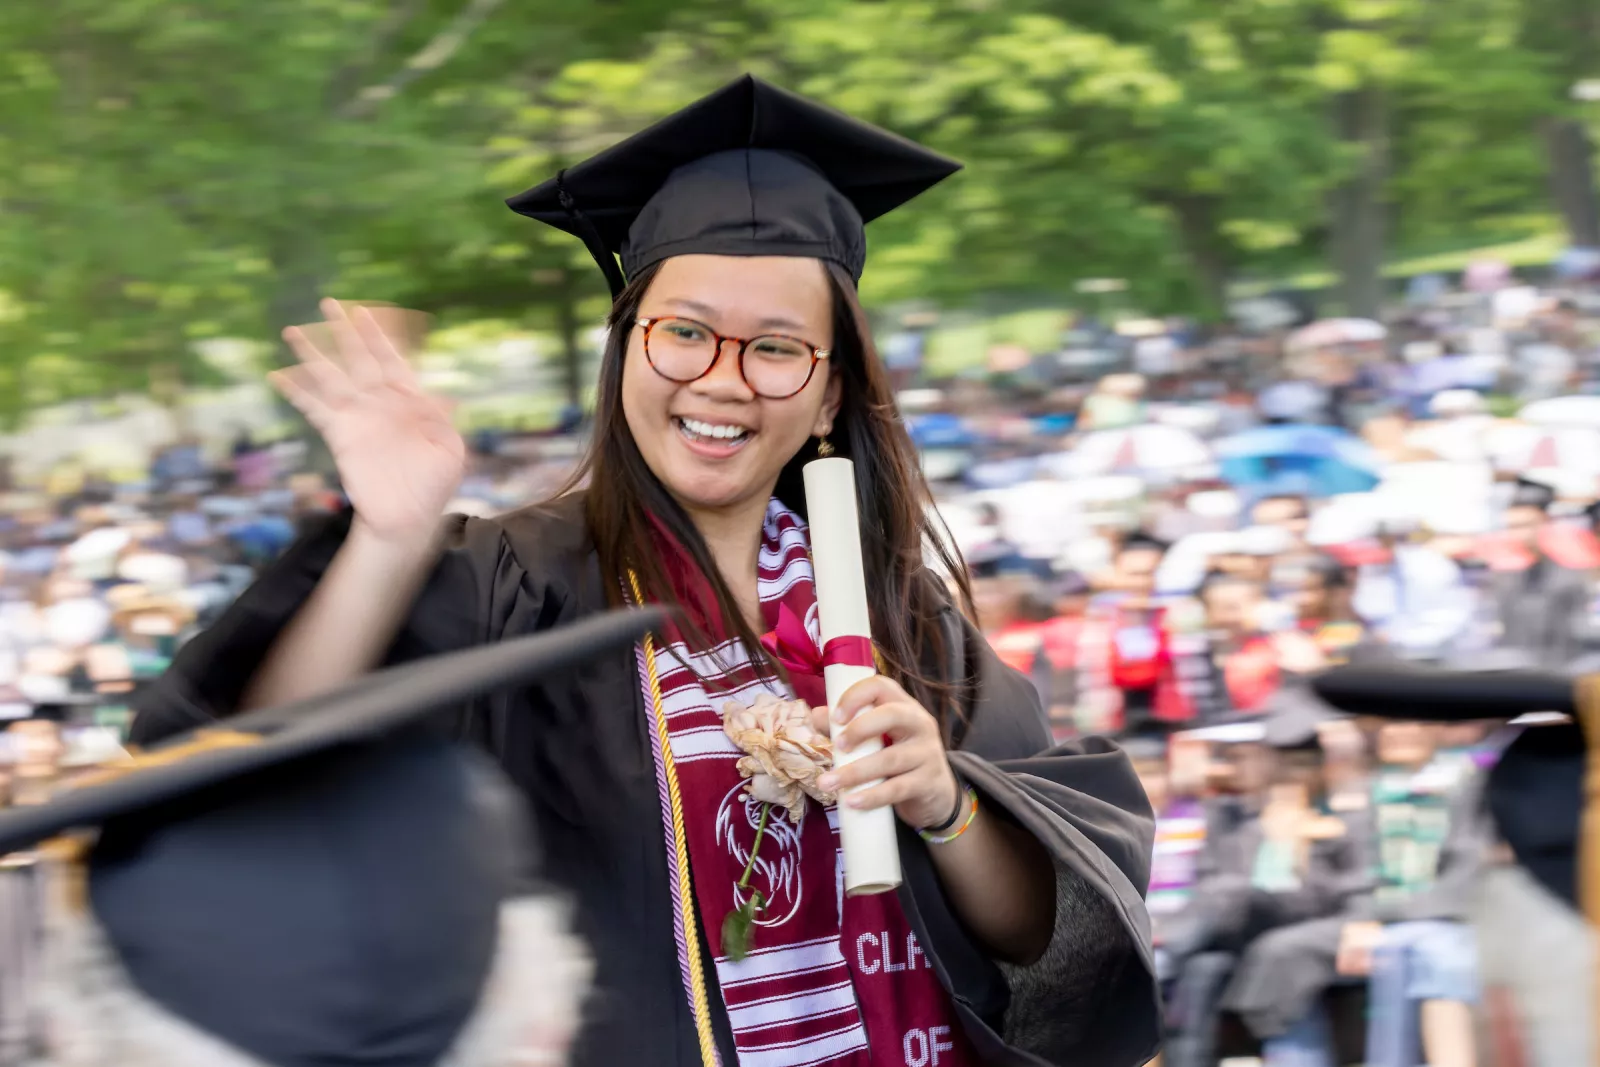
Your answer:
[128,495,1160,1067]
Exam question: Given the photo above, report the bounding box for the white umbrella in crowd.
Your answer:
[1519,395,1600,428]
[1039,424,1214,479]
[1486,423,1600,478]
[1287,318,1387,351]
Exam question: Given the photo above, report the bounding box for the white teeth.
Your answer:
[679,417,750,441]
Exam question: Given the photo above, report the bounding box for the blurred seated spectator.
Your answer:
[1079,373,1147,430]
[5,719,64,808]
[1229,716,1485,1067]
[1038,572,1091,738]
[1164,721,1366,1067]
[1281,556,1366,665]
[1356,723,1491,1067]
[974,575,1056,707]
[1488,476,1592,669]
[1196,572,1274,713]
[1251,494,1314,555]
[165,506,214,549]
[1207,698,1377,1067]
[1128,726,1208,979]
[1196,572,1325,717]
[149,437,208,492]
[230,430,278,491]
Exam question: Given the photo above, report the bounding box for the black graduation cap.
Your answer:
[1311,662,1586,914]
[1050,569,1093,598]
[507,74,962,298]
[0,607,663,1067]
[1120,531,1170,555]
[1120,719,1179,763]
[1260,682,1342,751]
[1508,475,1556,512]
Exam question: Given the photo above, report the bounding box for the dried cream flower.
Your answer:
[722,694,835,823]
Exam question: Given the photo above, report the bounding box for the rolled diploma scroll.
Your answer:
[803,456,903,895]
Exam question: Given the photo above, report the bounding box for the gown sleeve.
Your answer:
[127,508,526,747]
[897,609,1160,1067]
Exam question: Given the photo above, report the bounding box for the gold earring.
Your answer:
[816,435,835,458]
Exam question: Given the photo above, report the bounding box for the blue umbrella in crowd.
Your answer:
[964,456,1039,490]
[1214,424,1383,497]
[905,412,979,449]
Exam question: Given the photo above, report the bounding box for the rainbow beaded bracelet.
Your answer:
[918,786,979,845]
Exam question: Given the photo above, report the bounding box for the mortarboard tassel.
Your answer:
[555,170,628,299]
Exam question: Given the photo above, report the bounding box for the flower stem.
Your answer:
[738,803,772,890]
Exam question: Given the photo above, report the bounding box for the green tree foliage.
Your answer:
[0,0,1595,417]
[0,0,710,415]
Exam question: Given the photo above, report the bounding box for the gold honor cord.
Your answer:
[627,570,721,1067]
[34,728,263,911]
[68,729,263,791]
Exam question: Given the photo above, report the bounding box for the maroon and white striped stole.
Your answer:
[641,500,972,1067]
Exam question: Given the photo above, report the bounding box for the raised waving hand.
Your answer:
[270,299,466,545]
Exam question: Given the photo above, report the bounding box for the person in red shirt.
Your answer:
[973,574,1059,712]
[1076,534,1191,732]
[980,578,1050,676]
[1197,571,1325,714]
[1197,572,1279,713]
[1040,571,1091,673]
[1038,572,1092,740]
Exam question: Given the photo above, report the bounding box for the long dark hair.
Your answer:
[570,259,975,725]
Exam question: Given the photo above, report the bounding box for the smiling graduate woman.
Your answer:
[130,77,1159,1067]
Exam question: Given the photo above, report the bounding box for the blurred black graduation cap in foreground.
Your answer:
[1508,475,1557,513]
[1120,719,1181,763]
[0,607,664,1067]
[508,74,961,297]
[1312,661,1586,913]
[1260,681,1343,752]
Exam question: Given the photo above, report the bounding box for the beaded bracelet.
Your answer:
[917,787,979,846]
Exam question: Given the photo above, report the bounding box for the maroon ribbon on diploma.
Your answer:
[761,604,874,707]
[821,635,875,669]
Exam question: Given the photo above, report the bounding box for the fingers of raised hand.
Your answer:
[282,323,336,368]
[321,298,387,388]
[268,363,351,426]
[419,399,468,455]
[352,304,421,388]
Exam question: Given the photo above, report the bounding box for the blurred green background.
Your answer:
[1,0,1596,443]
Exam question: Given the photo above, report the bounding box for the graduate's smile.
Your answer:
[673,415,754,459]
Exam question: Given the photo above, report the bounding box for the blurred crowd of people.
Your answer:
[944,278,1600,740]
[1133,697,1500,1067]
[0,263,1598,1064]
[939,271,1600,1067]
